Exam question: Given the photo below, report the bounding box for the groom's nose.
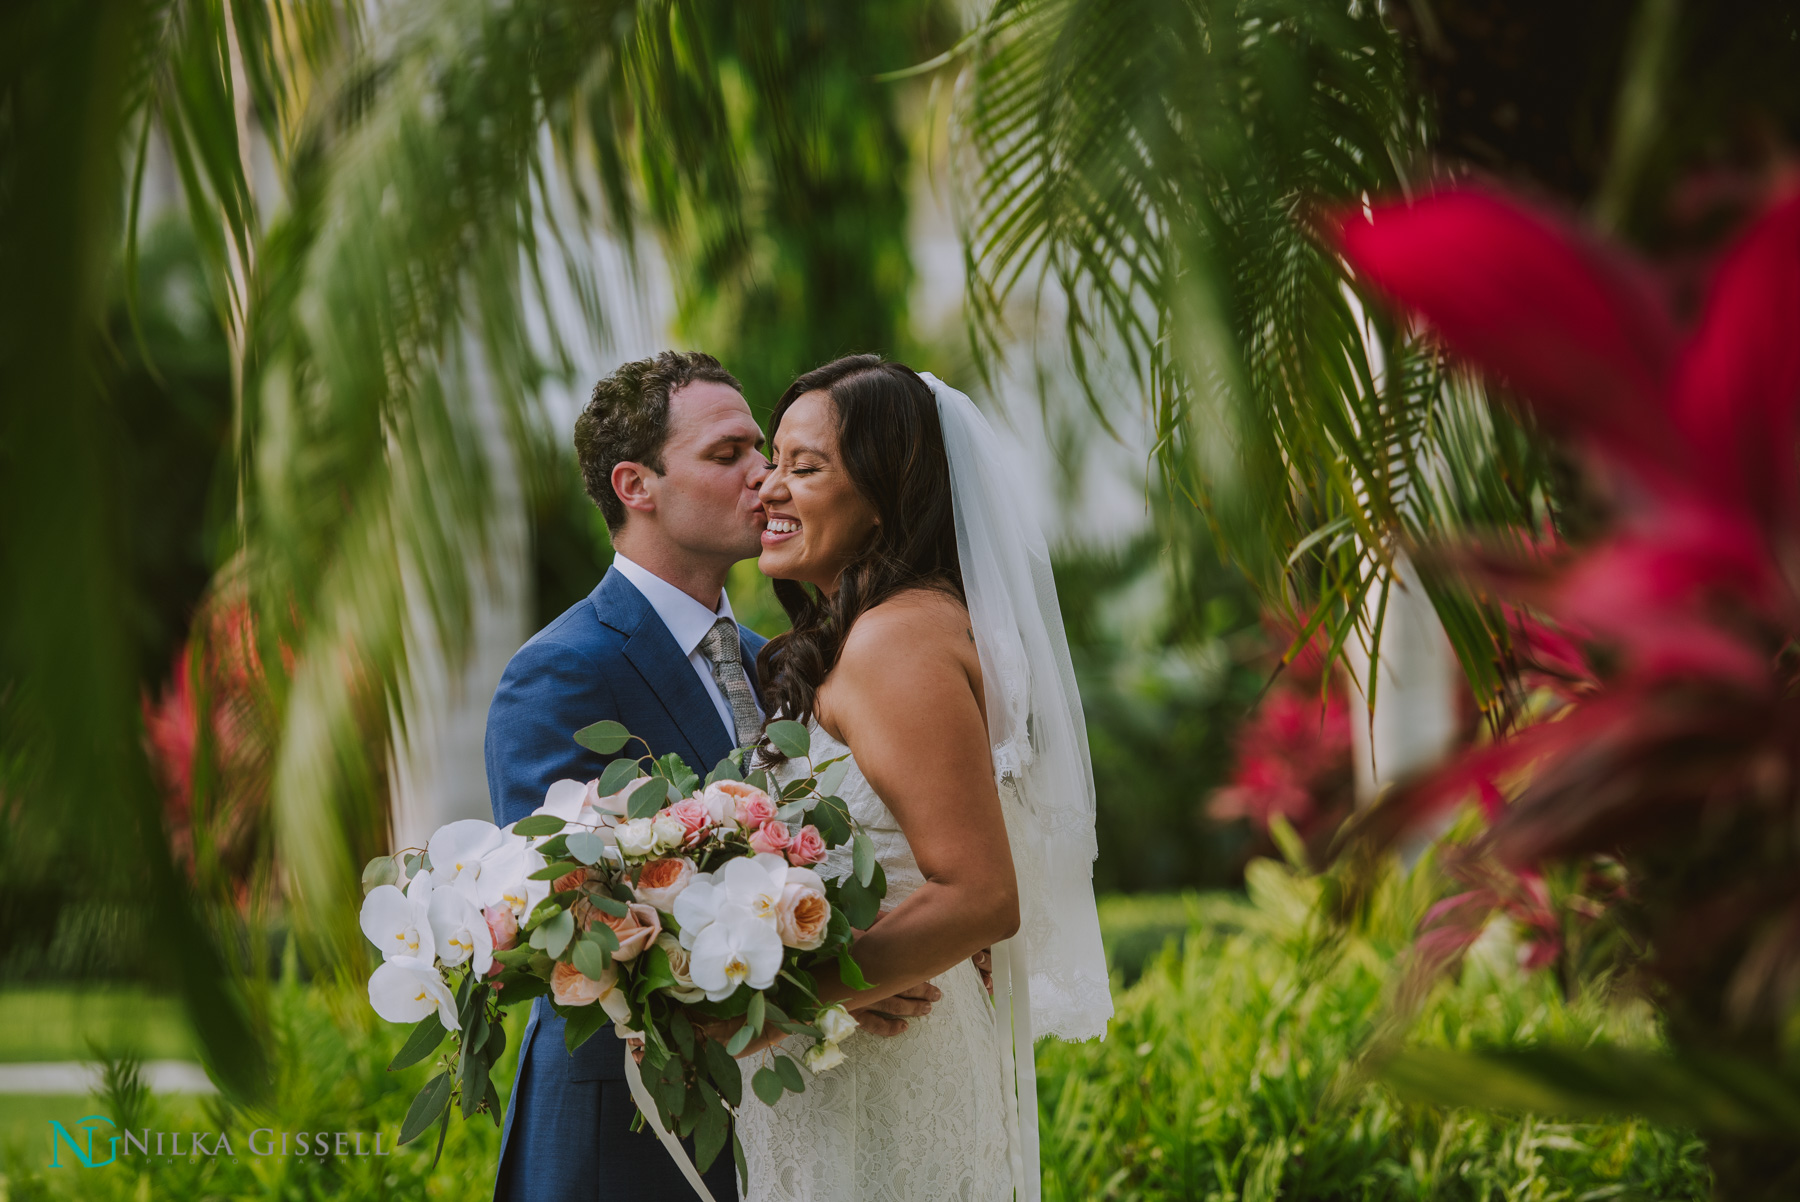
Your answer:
[746,454,770,491]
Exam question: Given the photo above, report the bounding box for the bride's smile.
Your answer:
[755,387,879,594]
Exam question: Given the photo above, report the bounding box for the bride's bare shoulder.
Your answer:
[840,587,973,664]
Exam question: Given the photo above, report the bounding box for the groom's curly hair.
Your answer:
[574,351,742,532]
[755,355,964,756]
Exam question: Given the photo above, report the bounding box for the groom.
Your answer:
[485,352,937,1201]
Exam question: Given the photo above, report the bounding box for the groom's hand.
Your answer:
[855,981,942,1037]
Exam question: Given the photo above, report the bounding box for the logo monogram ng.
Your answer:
[47,1114,117,1168]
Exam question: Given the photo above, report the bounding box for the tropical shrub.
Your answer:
[1041,862,1710,1201]
[1336,186,1800,1196]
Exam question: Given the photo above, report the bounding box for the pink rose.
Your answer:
[551,959,611,1007]
[664,797,714,848]
[712,784,777,831]
[599,901,662,962]
[633,857,696,913]
[786,824,827,867]
[748,820,791,856]
[483,904,518,952]
[775,875,830,950]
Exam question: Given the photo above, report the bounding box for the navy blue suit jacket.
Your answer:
[486,567,764,1201]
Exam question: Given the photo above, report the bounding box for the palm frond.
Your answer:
[953,0,1551,700]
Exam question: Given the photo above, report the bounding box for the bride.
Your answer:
[733,356,1113,1201]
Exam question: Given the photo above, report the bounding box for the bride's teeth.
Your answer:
[767,519,799,534]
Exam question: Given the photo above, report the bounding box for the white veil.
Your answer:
[924,373,1113,1042]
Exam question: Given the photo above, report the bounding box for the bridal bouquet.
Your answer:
[357,719,886,1172]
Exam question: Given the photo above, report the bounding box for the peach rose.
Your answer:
[552,866,589,895]
[775,875,830,950]
[748,820,791,856]
[786,824,827,867]
[633,856,696,913]
[551,959,610,1006]
[664,797,715,848]
[698,773,770,831]
[600,901,662,962]
[483,904,518,952]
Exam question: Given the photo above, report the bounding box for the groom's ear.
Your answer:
[611,460,659,518]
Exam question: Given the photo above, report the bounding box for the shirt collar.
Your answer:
[611,553,737,658]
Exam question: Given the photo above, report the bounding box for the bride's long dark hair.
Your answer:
[755,355,964,743]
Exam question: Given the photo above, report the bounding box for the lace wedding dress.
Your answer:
[736,720,1015,1202]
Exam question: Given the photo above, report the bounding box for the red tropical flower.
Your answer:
[1333,184,1800,1034]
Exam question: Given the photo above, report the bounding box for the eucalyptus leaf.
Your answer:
[766,719,811,759]
[362,856,399,895]
[814,756,851,798]
[530,859,582,881]
[571,936,610,981]
[388,1013,449,1072]
[726,1020,756,1056]
[752,1065,784,1105]
[573,719,632,754]
[584,923,620,957]
[773,1053,805,1094]
[597,756,643,796]
[853,833,875,887]
[565,832,609,865]
[707,756,744,785]
[590,894,630,918]
[629,778,673,820]
[539,909,575,959]
[514,814,567,837]
[399,1072,453,1145]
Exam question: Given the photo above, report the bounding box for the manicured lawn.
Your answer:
[0,988,194,1064]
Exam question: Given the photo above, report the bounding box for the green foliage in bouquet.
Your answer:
[360,719,881,1174]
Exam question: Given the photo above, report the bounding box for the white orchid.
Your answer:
[672,872,721,950]
[719,853,796,925]
[688,909,784,1000]
[368,957,459,1030]
[360,875,435,964]
[427,884,494,975]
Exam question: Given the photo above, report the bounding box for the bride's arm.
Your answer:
[811,591,1019,1010]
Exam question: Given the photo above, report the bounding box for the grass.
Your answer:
[0,987,194,1064]
[0,864,1713,1199]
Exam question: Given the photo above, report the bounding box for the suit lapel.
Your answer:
[591,568,733,771]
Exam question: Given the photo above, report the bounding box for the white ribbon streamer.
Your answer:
[993,938,1041,1202]
[623,1044,721,1202]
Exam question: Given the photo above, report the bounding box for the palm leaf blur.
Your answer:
[952,0,1551,703]
[4,0,955,1093]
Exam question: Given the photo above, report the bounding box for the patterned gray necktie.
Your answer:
[698,617,763,749]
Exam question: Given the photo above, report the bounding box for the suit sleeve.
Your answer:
[484,638,619,827]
